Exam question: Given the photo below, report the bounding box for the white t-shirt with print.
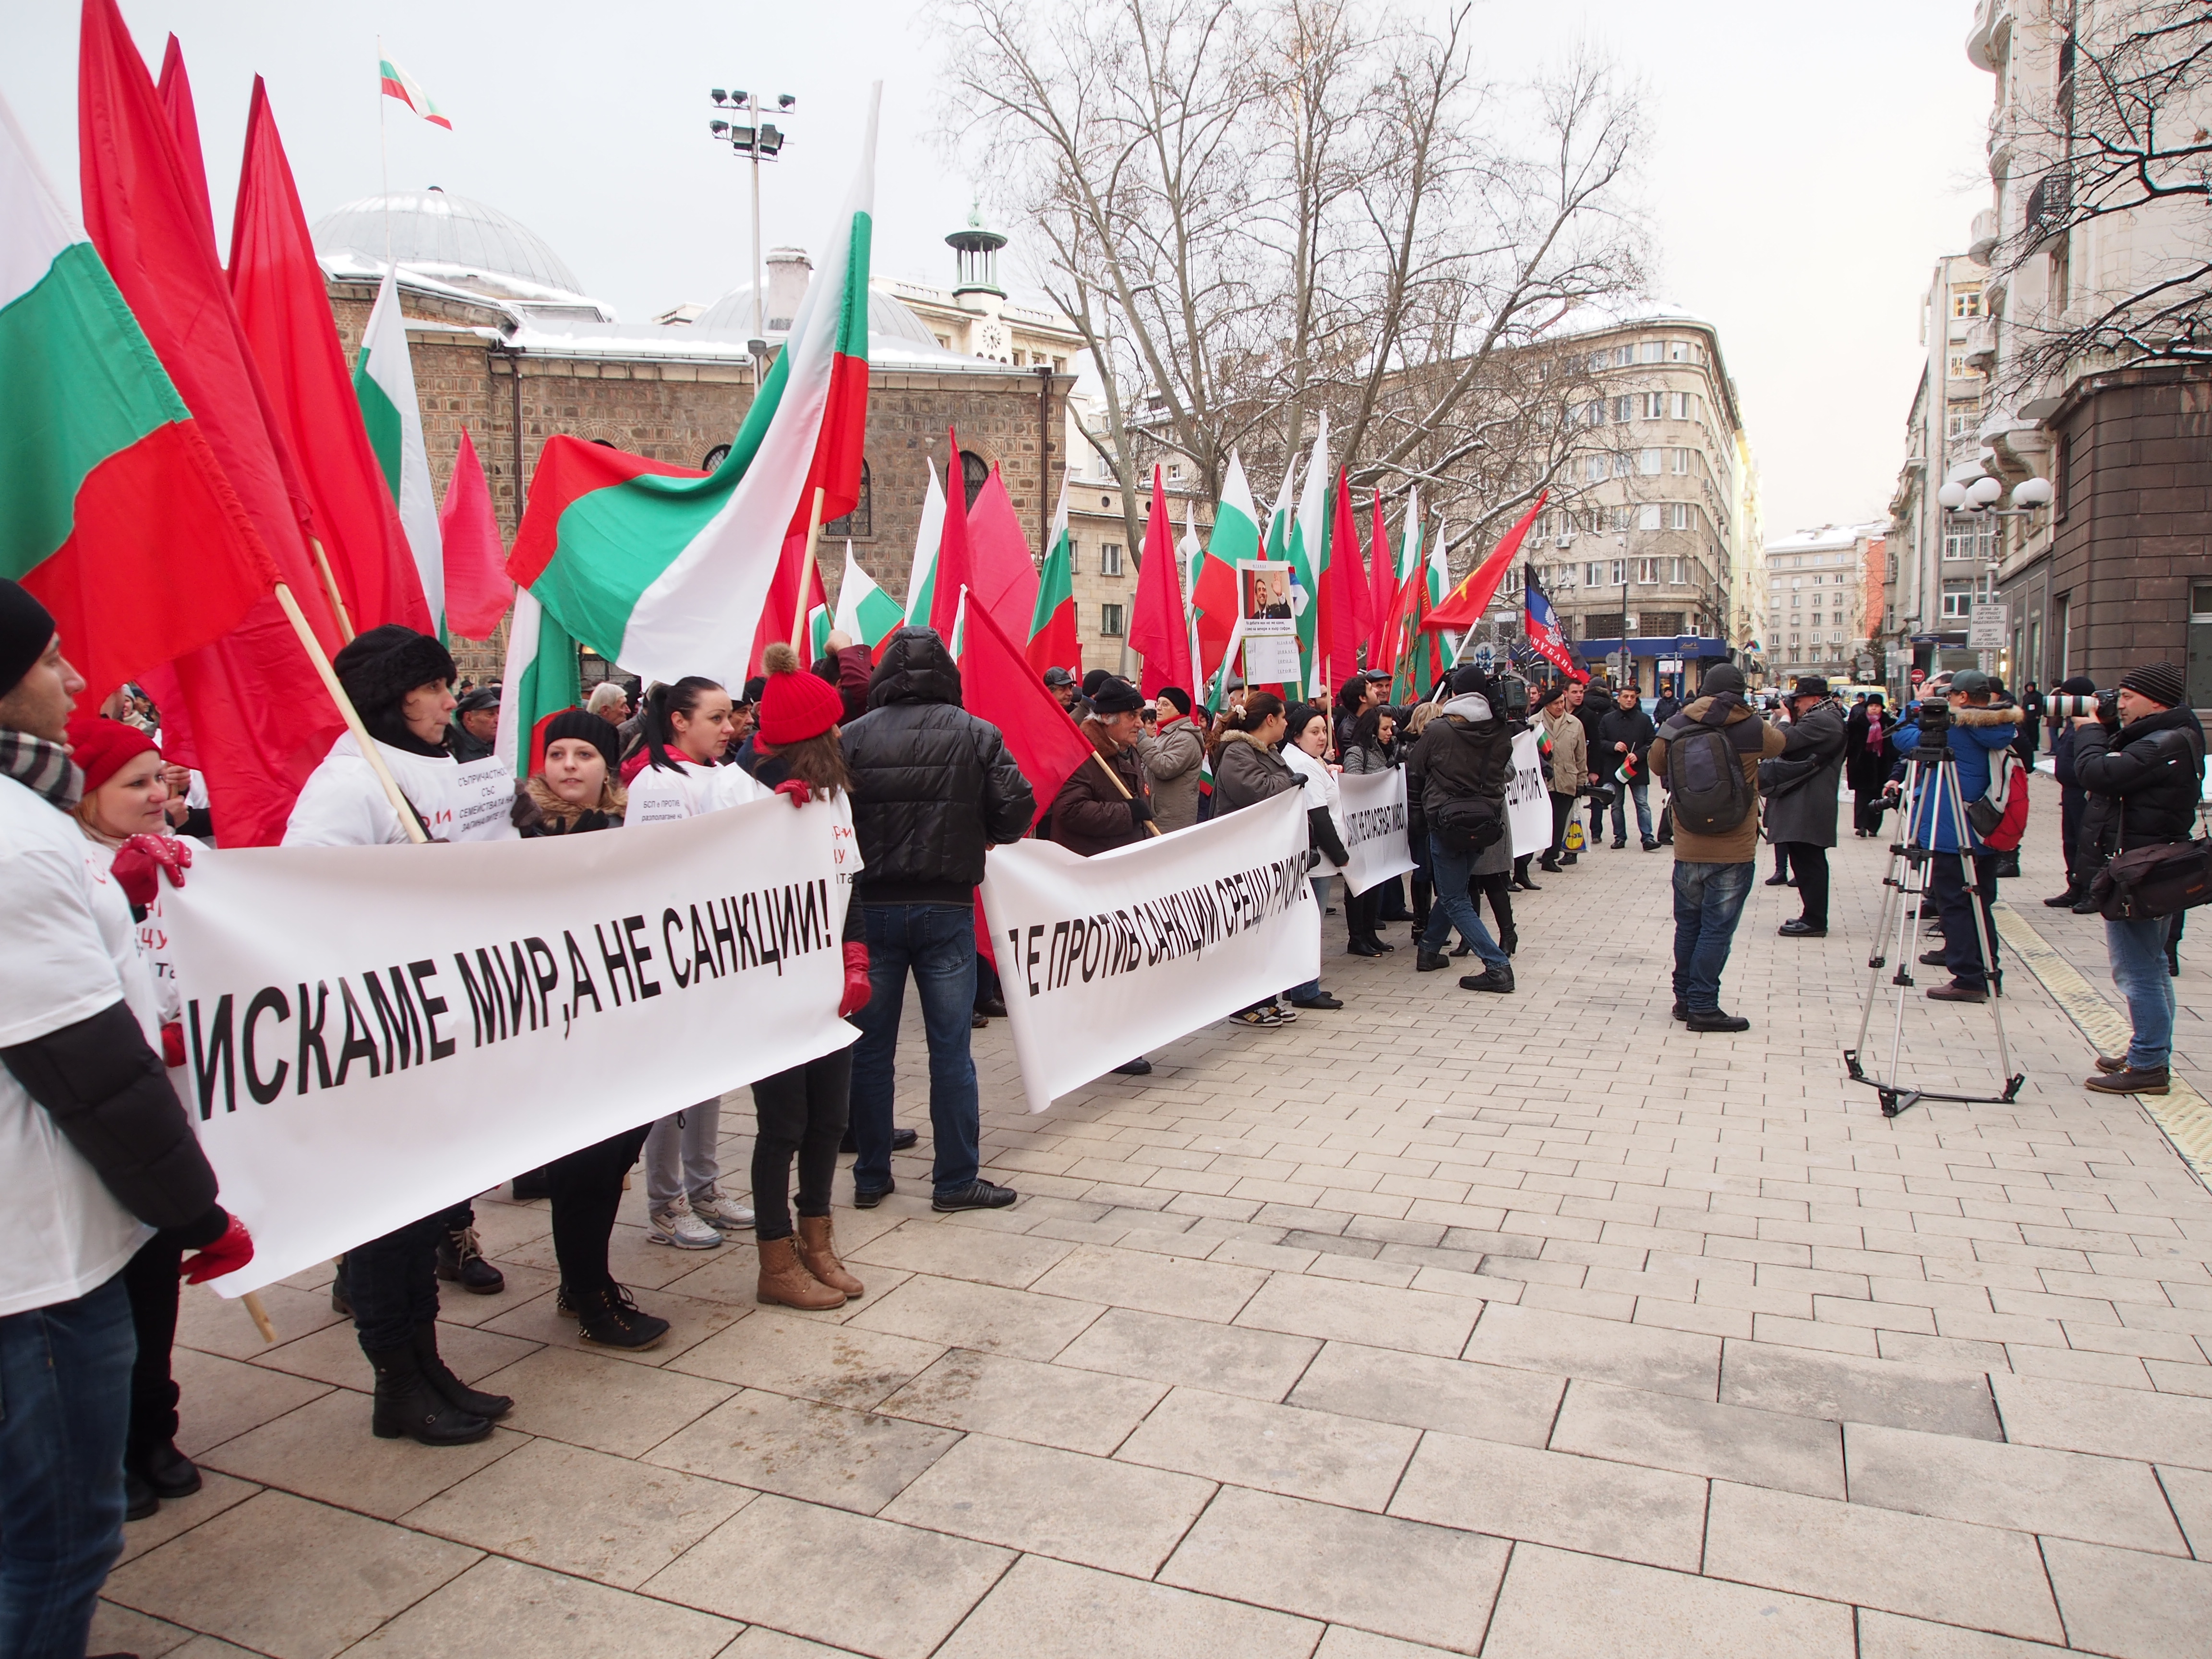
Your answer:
[0,774,158,1316]
[624,757,768,826]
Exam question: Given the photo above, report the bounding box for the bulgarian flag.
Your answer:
[833,540,902,660]
[0,86,272,711]
[903,459,947,627]
[1190,450,1259,706]
[510,89,878,691]
[379,54,450,128]
[1025,475,1079,677]
[493,586,580,780]
[355,270,443,630]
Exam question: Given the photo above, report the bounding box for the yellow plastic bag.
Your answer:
[1564,818,1586,853]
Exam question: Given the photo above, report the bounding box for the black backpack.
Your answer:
[1432,795,1504,855]
[1661,706,1756,836]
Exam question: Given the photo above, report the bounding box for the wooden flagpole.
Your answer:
[308,537,356,643]
[273,582,430,844]
[790,486,828,654]
[241,1291,277,1342]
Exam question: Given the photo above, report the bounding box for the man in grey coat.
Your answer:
[1759,675,1847,937]
[1137,687,1206,832]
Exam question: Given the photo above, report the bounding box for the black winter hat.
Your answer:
[1448,663,1492,697]
[1091,677,1144,716]
[2056,674,2096,697]
[331,625,455,717]
[1082,669,1115,698]
[1155,686,1193,717]
[541,707,620,774]
[2121,661,2187,709]
[1699,662,1746,697]
[0,578,56,698]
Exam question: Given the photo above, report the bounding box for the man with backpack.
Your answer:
[1646,663,1788,1032]
[1887,670,2019,1003]
[1760,677,1848,938]
[2072,662,2205,1095]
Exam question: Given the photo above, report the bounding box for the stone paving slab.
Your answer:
[107,794,2212,1654]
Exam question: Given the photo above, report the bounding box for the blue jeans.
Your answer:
[1609,781,1653,843]
[2108,916,2176,1070]
[850,903,981,1198]
[1421,834,1509,969]
[0,1274,134,1659]
[1671,860,1755,1013]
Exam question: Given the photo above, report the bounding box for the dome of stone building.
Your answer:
[312,188,587,301]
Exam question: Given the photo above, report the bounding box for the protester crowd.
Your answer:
[9,557,2212,1658]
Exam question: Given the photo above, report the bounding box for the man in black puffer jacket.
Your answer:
[841,627,1034,1211]
[2072,661,2206,1096]
[1410,665,1516,995]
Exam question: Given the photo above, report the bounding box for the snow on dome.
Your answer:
[313,189,588,301]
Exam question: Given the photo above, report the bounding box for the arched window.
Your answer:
[825,460,872,538]
[701,444,731,472]
[960,449,989,509]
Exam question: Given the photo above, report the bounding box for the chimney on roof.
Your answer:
[765,246,811,333]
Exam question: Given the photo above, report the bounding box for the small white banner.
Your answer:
[980,789,1320,1112]
[1507,729,1553,857]
[163,798,858,1296]
[1335,768,1415,896]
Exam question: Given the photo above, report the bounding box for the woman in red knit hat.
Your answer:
[735,644,874,1309]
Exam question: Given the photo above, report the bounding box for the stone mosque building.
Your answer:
[312,189,1091,681]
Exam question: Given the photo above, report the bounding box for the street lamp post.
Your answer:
[708,89,795,377]
[1934,473,2051,678]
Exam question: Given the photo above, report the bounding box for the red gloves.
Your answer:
[111,833,192,909]
[180,1213,254,1284]
[839,942,872,1018]
[160,1022,186,1069]
[775,778,812,809]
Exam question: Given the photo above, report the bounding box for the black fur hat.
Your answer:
[332,625,456,718]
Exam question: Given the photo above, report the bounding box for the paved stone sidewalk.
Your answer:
[96,794,2212,1658]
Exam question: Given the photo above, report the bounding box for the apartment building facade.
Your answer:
[1763,522,1889,688]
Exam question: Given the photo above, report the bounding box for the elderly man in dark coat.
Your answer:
[1759,676,1848,938]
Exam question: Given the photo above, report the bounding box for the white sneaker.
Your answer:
[690,1190,756,1232]
[647,1200,723,1249]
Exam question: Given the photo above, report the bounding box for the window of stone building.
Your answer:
[1639,448,1662,475]
[824,459,872,537]
[1669,503,1690,530]
[1615,345,1635,367]
[1941,580,1975,618]
[1952,288,1983,318]
[1668,340,1700,363]
[1670,557,1687,585]
[1586,457,1605,483]
[959,450,990,508]
[1613,453,1633,478]
[1641,612,1684,636]
[1100,542,1124,576]
[1611,396,1634,423]
[1641,341,1665,364]
[702,443,731,472]
[1100,603,1125,637]
[2055,431,2072,519]
[1639,504,1662,531]
[1671,448,1692,473]
[1672,392,1696,421]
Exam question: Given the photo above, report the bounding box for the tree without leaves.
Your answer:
[933,0,1650,575]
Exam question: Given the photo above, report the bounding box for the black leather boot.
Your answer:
[367,1343,492,1445]
[411,1322,513,1420]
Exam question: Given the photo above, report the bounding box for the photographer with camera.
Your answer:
[1760,677,1847,938]
[2072,662,2205,1095]
[1887,669,2017,1002]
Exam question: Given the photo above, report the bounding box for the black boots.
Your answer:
[368,1339,494,1446]
[411,1322,513,1421]
[1458,964,1515,994]
[435,1226,505,1295]
[573,1284,672,1351]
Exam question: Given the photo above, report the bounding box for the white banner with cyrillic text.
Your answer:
[980,788,1319,1112]
[1508,730,1552,857]
[1335,767,1415,896]
[162,796,858,1295]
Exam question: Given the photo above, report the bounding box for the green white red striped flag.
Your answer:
[1179,502,1204,693]
[379,55,450,128]
[834,540,904,659]
[903,460,946,627]
[1025,475,1079,677]
[355,270,443,631]
[1191,450,1258,705]
[508,89,878,689]
[493,586,581,779]
[1289,412,1331,698]
[0,85,272,710]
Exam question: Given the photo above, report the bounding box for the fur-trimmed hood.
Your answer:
[1950,702,2020,729]
[514,772,626,835]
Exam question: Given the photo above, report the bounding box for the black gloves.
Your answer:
[1129,795,1157,829]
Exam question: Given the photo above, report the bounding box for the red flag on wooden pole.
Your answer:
[1127,468,1193,696]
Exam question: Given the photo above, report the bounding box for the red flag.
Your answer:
[81,0,344,845]
[955,589,1093,829]
[230,74,432,637]
[1422,491,1549,633]
[966,464,1039,645]
[153,35,215,264]
[1322,469,1370,690]
[928,430,974,639]
[439,430,509,638]
[1366,488,1395,662]
[1127,468,1193,697]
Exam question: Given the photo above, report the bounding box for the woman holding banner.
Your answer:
[736,646,875,1307]
[1340,707,1399,955]
[510,711,671,1350]
[1284,705,1353,1007]
[625,678,762,1251]
[1214,694,1351,1022]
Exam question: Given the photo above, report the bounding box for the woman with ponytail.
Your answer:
[624,675,763,1250]
[734,645,873,1309]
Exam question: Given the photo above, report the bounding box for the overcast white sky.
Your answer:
[6,0,1991,542]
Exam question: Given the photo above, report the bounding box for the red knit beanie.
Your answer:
[757,643,845,744]
[67,716,159,792]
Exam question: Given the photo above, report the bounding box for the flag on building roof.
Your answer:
[508,88,878,690]
[0,83,273,721]
[379,54,450,129]
[833,541,903,660]
[355,270,444,632]
[1026,477,1080,679]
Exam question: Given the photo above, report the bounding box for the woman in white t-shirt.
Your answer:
[1281,703,1352,1013]
[625,677,763,1249]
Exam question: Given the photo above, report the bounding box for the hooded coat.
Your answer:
[1889,701,2019,853]
[839,627,1034,903]
[1758,696,1847,847]
[1413,692,1514,875]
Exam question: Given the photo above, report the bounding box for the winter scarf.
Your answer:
[0,730,82,809]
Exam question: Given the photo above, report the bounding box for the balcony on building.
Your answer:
[1968,207,1999,266]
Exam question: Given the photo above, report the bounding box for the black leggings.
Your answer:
[1781,842,1829,927]
[750,1047,854,1241]
[547,1122,652,1297]
[1347,886,1383,946]
[1475,873,1514,940]
[1549,792,1576,854]
[122,1230,185,1463]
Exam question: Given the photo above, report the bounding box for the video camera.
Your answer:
[2050,688,2119,721]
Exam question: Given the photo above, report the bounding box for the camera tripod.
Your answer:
[1845,723,2027,1118]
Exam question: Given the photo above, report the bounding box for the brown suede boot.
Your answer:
[757,1235,845,1309]
[796,1214,864,1298]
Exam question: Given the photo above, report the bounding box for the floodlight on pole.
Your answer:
[705,88,796,378]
